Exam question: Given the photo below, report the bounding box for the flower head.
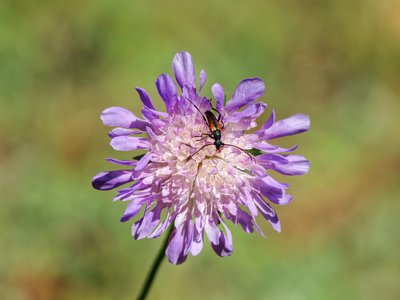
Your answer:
[92,52,310,264]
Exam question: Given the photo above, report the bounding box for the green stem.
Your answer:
[137,225,174,300]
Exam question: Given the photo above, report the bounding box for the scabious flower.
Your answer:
[92,51,310,264]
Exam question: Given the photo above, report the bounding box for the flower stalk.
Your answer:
[137,225,174,300]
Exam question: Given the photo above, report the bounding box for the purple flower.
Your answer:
[92,51,310,264]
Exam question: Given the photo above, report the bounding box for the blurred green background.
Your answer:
[1,0,399,299]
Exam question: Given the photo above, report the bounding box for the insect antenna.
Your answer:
[185,144,214,162]
[182,95,208,126]
[221,143,254,162]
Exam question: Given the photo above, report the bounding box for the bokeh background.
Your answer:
[1,0,399,299]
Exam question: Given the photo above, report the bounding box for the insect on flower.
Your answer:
[92,51,311,265]
[183,96,252,161]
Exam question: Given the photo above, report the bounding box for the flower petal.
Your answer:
[141,107,168,131]
[225,102,266,130]
[235,209,254,233]
[101,107,148,130]
[113,181,147,201]
[117,191,154,205]
[120,198,148,222]
[108,128,142,138]
[148,210,176,238]
[135,87,156,110]
[211,218,233,257]
[226,102,266,123]
[132,203,163,239]
[252,142,298,153]
[106,157,139,166]
[252,176,292,205]
[172,51,196,89]
[256,153,288,166]
[263,114,310,140]
[110,136,151,151]
[211,83,225,112]
[156,74,178,113]
[205,218,221,245]
[132,152,153,179]
[261,109,275,130]
[199,69,206,92]
[92,170,133,190]
[190,225,204,256]
[166,225,189,265]
[258,154,310,175]
[254,196,281,232]
[225,78,265,113]
[138,152,153,168]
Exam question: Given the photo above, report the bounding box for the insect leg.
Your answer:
[193,133,211,138]
[193,133,213,142]
[185,144,214,161]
